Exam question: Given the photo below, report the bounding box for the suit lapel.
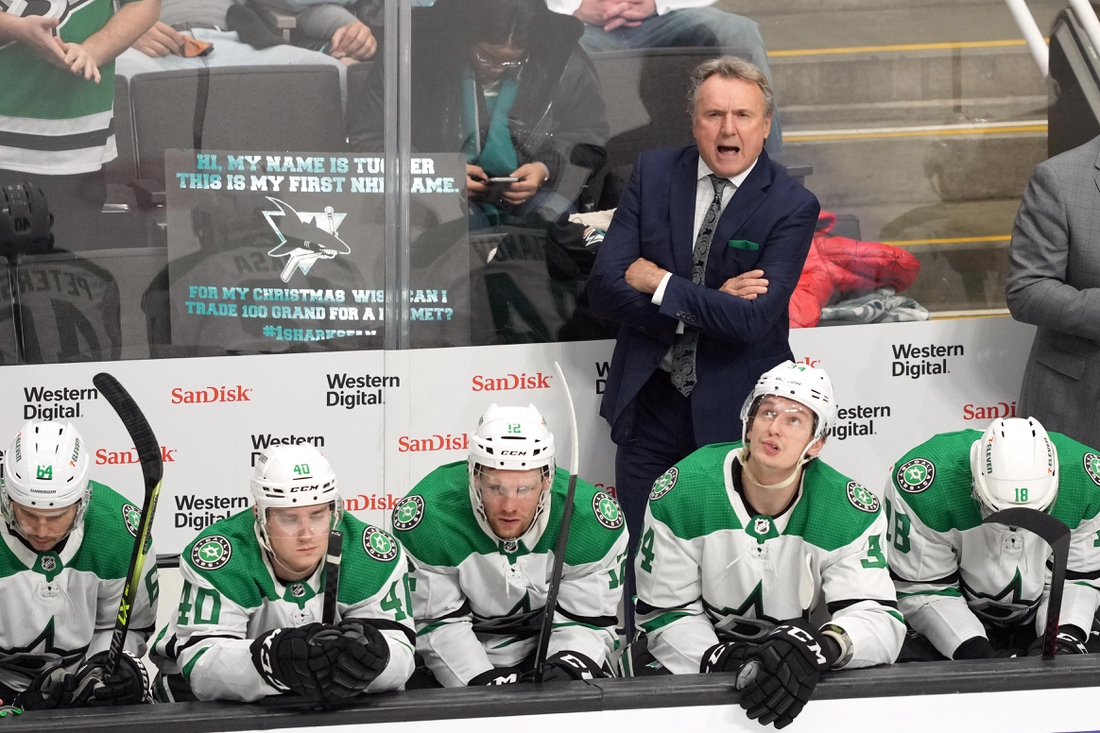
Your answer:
[670,149,698,277]
[1094,140,1100,198]
[712,151,772,249]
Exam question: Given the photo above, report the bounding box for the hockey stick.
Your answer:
[533,361,580,683]
[983,507,1071,660]
[322,529,344,623]
[92,372,164,678]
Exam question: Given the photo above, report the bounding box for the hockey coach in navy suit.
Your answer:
[588,55,819,562]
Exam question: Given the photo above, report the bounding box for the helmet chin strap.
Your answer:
[739,439,821,491]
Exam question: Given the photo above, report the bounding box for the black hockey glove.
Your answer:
[467,666,528,686]
[18,651,149,709]
[251,623,335,698]
[540,651,608,682]
[701,640,757,674]
[952,636,1017,659]
[739,620,838,730]
[1027,626,1089,656]
[309,619,391,699]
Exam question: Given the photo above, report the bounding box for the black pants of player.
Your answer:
[0,168,107,252]
[614,369,701,637]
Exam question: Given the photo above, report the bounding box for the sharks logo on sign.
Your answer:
[261,197,352,282]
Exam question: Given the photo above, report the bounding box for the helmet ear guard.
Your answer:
[971,417,1058,513]
[2,421,91,543]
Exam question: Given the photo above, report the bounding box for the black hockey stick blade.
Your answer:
[534,361,580,682]
[93,373,164,678]
[983,507,1071,660]
[322,529,344,624]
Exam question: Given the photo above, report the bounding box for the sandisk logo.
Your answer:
[471,372,552,391]
[796,356,821,367]
[962,401,1017,420]
[96,446,178,465]
[397,433,469,453]
[171,386,253,404]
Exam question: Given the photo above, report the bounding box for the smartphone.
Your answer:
[486,176,519,184]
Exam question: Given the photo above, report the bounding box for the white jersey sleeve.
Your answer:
[1038,510,1100,636]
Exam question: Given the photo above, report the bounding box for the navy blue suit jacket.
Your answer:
[589,145,820,447]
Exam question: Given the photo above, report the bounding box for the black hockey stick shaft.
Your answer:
[534,361,580,682]
[93,373,164,678]
[322,529,344,623]
[983,507,1071,660]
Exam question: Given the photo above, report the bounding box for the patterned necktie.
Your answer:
[670,174,730,397]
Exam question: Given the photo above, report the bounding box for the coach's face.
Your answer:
[693,75,771,178]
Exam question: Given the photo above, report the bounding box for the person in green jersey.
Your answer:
[629,361,903,729]
[0,421,157,709]
[886,417,1100,661]
[0,0,158,249]
[393,403,628,687]
[150,444,415,702]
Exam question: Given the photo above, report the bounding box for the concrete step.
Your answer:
[771,44,1047,108]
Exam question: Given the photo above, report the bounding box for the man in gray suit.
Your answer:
[1007,135,1100,449]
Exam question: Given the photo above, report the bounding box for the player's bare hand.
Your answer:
[467,164,490,201]
[720,269,768,300]
[498,163,547,205]
[61,41,101,83]
[625,257,667,294]
[330,21,376,61]
[131,21,186,57]
[8,15,68,68]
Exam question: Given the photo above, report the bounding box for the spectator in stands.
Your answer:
[0,0,159,251]
[545,0,783,151]
[886,417,1100,660]
[1007,135,1100,450]
[587,56,816,594]
[349,0,609,227]
[116,0,379,100]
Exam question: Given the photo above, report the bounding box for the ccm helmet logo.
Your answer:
[289,485,321,492]
[499,450,529,456]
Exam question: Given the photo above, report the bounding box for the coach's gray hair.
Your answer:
[687,56,774,119]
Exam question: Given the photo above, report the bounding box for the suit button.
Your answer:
[651,357,660,365]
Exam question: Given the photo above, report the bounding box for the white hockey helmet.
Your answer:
[251,444,341,551]
[970,417,1059,513]
[468,403,556,474]
[1,421,92,539]
[740,361,836,450]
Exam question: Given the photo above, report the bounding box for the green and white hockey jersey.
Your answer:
[0,0,137,173]
[885,430,1100,658]
[0,480,158,694]
[636,443,904,674]
[393,462,629,687]
[150,509,416,702]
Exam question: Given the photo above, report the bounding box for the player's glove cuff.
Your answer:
[541,651,607,682]
[1027,626,1089,656]
[467,666,527,686]
[765,619,838,671]
[701,641,755,674]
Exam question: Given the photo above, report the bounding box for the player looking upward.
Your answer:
[150,444,414,702]
[629,361,903,729]
[393,403,628,687]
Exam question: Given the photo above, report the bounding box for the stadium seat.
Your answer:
[0,259,20,365]
[15,247,167,363]
[129,65,347,198]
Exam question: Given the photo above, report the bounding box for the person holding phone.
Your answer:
[349,0,609,227]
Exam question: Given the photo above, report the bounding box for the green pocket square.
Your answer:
[727,239,760,251]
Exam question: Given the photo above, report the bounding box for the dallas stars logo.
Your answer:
[261,197,352,282]
[592,492,623,530]
[897,458,935,494]
[191,535,232,570]
[649,467,678,501]
[392,495,425,531]
[363,527,397,562]
[847,482,880,513]
[1085,454,1100,488]
[121,504,141,538]
[0,618,86,673]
